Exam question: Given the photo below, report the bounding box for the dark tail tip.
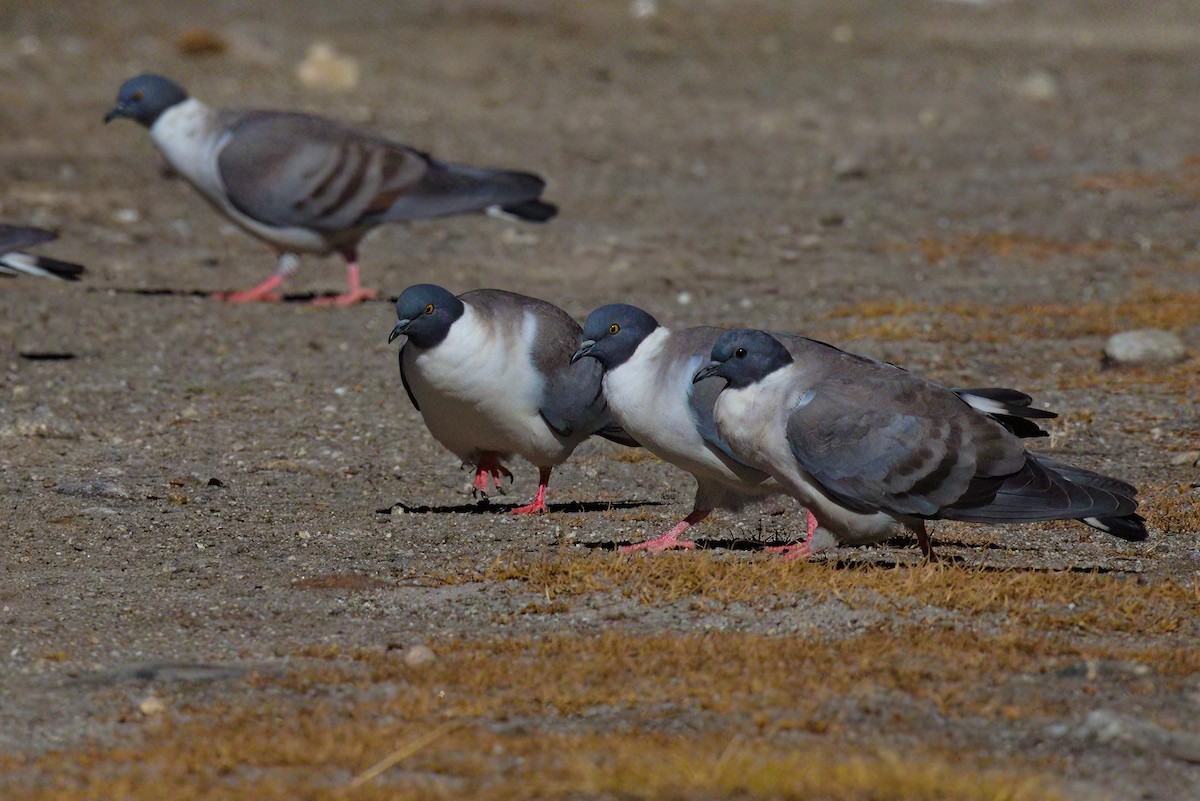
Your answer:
[500,199,558,223]
[40,256,86,281]
[1085,513,1149,542]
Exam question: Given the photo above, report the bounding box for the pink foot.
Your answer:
[311,287,379,307]
[472,455,513,497]
[215,273,287,303]
[511,468,551,515]
[621,508,710,553]
[767,542,812,562]
[312,260,377,307]
[768,509,820,562]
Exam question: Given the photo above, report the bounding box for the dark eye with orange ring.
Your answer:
[424,304,434,315]
[132,91,144,101]
[608,324,620,335]
[735,348,747,358]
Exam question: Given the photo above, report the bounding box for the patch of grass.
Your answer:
[488,552,1199,636]
[896,232,1117,265]
[825,287,1200,343]
[0,724,1067,801]
[1140,484,1200,536]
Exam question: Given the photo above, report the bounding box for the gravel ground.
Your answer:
[1,1,1198,798]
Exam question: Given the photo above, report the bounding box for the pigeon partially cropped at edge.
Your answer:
[105,74,557,306]
[695,329,1147,559]
[0,225,85,281]
[389,284,636,515]
[572,304,1066,556]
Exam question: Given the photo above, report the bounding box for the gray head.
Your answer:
[388,284,465,349]
[693,329,794,389]
[571,304,661,371]
[105,75,189,127]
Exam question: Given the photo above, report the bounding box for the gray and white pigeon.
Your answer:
[105,75,556,306]
[0,225,85,281]
[388,284,636,514]
[573,304,1068,556]
[694,329,1147,559]
[572,304,806,553]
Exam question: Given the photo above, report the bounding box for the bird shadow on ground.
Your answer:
[377,499,663,515]
[93,287,399,303]
[580,536,805,553]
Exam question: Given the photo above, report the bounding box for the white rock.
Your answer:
[297,42,359,92]
[1169,450,1200,467]
[403,644,436,668]
[139,695,166,716]
[1014,70,1060,103]
[1103,329,1187,366]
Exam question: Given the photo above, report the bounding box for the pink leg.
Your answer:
[215,272,287,303]
[471,454,514,497]
[767,509,819,562]
[511,467,551,515]
[621,508,709,553]
[312,261,379,307]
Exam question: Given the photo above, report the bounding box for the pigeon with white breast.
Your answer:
[0,225,85,281]
[573,304,1072,556]
[694,329,1147,559]
[389,284,635,514]
[571,304,817,553]
[105,75,556,306]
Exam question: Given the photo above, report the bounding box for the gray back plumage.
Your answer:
[0,225,55,253]
[772,337,1141,532]
[217,112,550,246]
[217,111,429,238]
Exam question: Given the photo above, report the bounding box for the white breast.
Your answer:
[604,329,755,488]
[149,100,330,254]
[402,306,568,467]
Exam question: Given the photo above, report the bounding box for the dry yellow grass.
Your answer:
[488,553,1198,636]
[823,287,1200,344]
[1,626,1113,801]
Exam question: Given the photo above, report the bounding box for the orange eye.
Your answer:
[132,91,144,101]
[424,304,434,315]
[608,324,619,335]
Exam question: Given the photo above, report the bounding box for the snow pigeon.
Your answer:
[105,74,556,306]
[573,304,1073,556]
[0,225,85,281]
[571,304,808,553]
[695,329,1147,559]
[388,284,635,514]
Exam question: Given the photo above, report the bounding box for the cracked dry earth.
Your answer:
[1,1,1199,799]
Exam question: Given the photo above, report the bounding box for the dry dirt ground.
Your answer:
[1,1,1199,799]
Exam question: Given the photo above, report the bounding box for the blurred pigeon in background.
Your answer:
[106,74,556,306]
[0,225,84,281]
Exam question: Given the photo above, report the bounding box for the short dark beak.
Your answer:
[570,340,596,364]
[103,104,126,124]
[692,361,722,384]
[388,319,411,344]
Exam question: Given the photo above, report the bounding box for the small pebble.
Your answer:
[403,644,436,668]
[1103,329,1187,366]
[139,695,166,716]
[297,42,359,92]
[1014,70,1060,103]
[1169,450,1200,467]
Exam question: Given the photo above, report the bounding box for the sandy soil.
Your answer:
[1,1,1198,799]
